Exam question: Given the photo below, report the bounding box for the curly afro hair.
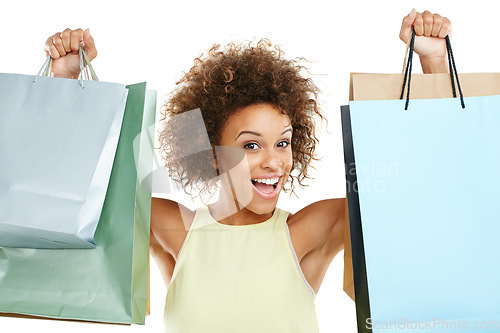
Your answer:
[158,39,324,199]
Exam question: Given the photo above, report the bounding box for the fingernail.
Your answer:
[409,8,416,16]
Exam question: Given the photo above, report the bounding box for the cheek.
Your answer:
[244,153,261,170]
[223,154,252,185]
[282,152,293,173]
[215,146,246,172]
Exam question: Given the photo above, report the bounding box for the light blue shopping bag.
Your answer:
[0,50,128,248]
[346,96,500,333]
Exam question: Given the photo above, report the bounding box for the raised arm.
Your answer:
[298,9,454,295]
[400,9,451,74]
[43,29,190,288]
[150,198,195,286]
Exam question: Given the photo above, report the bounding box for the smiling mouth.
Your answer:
[250,177,280,194]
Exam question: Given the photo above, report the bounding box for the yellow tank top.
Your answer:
[164,205,320,332]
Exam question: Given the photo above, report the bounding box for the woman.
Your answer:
[44,9,451,332]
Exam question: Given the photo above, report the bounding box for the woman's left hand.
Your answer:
[399,9,451,73]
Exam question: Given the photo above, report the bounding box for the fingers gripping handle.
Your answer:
[400,30,465,110]
[34,46,98,88]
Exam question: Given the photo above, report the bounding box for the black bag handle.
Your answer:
[400,30,465,110]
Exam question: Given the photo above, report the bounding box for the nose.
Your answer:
[260,148,282,171]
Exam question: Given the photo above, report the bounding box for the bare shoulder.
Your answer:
[151,197,195,260]
[286,198,345,261]
[151,197,195,232]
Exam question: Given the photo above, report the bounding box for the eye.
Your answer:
[244,142,260,150]
[277,140,290,148]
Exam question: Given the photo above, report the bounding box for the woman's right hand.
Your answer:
[44,28,97,79]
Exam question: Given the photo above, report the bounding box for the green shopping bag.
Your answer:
[0,82,156,324]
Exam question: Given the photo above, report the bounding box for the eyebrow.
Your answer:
[235,128,292,140]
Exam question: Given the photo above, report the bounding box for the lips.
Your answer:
[251,176,282,200]
[251,180,278,193]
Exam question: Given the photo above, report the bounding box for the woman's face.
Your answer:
[216,103,293,215]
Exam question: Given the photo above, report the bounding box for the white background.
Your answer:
[1,1,498,332]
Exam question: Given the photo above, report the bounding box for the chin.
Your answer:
[242,187,282,216]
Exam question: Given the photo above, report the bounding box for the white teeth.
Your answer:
[252,177,279,185]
